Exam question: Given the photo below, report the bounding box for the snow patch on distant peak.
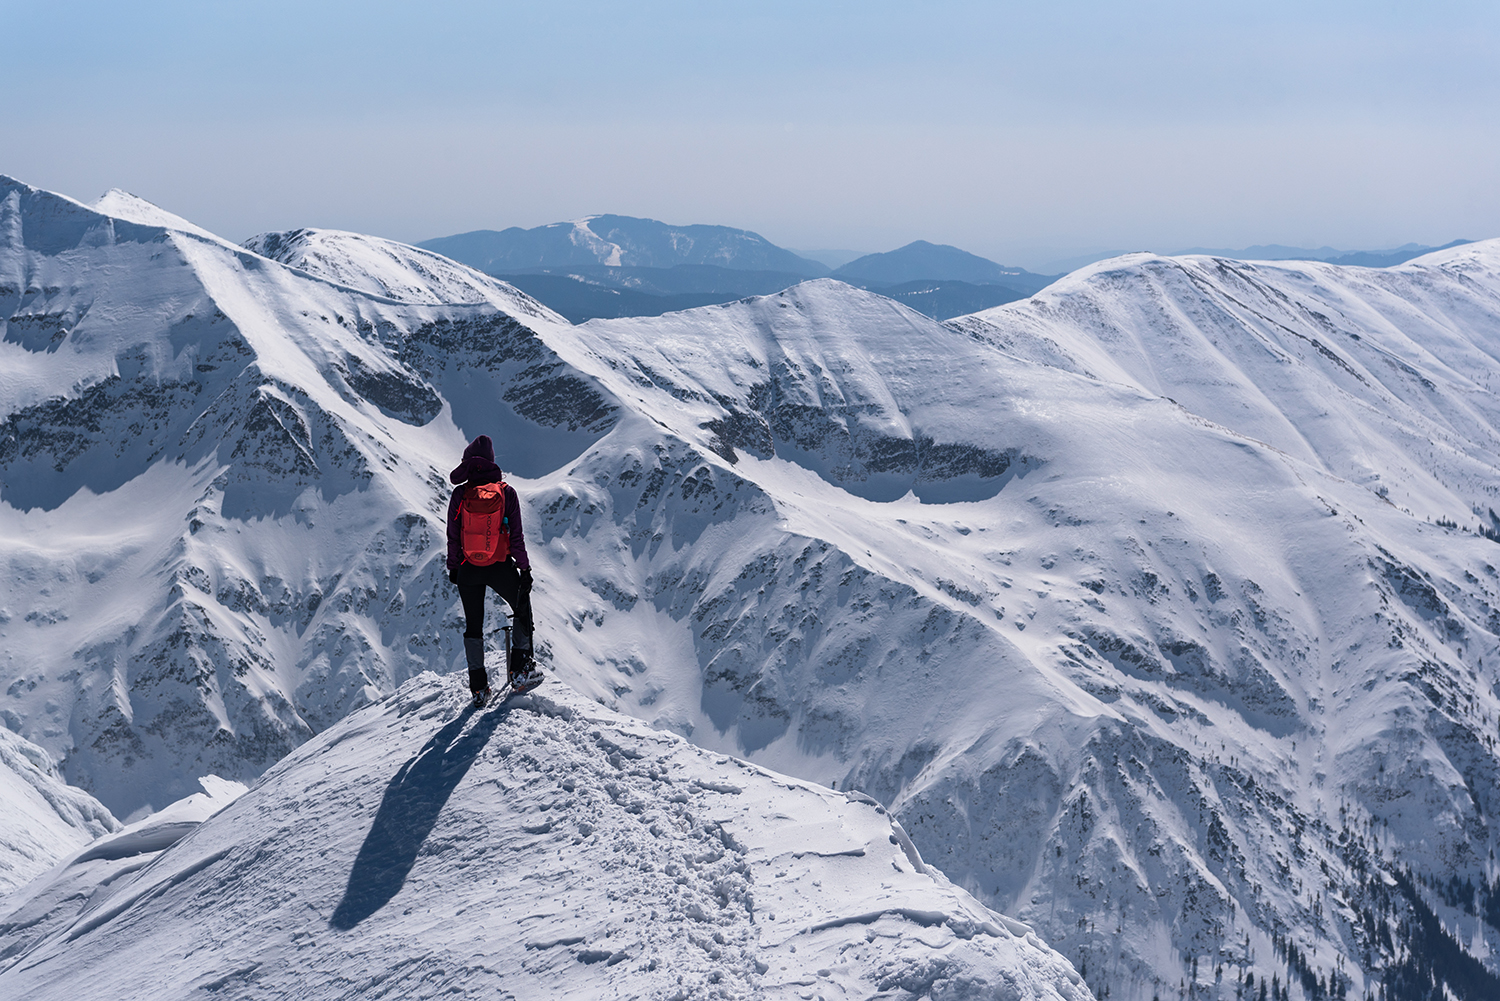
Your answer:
[570,216,624,266]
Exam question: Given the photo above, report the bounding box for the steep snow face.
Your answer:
[0,176,612,816]
[241,227,565,321]
[0,673,1092,1001]
[0,728,117,897]
[91,189,227,245]
[565,280,1023,504]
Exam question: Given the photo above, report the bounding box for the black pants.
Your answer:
[456,560,533,652]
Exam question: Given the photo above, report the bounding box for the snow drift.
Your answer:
[0,728,117,897]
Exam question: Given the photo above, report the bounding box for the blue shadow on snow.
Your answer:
[329,703,505,930]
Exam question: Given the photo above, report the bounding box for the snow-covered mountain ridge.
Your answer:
[950,244,1500,523]
[241,226,566,319]
[5,173,1500,998]
[0,175,612,815]
[0,673,1092,1001]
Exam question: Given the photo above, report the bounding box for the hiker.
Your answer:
[447,434,541,704]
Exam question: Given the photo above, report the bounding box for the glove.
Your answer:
[448,567,459,586]
[518,566,533,595]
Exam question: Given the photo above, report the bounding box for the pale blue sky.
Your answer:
[5,1,1496,268]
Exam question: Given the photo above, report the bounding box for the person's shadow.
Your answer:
[329,702,507,930]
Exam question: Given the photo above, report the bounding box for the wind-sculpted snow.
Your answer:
[0,774,242,965]
[6,173,1500,999]
[0,728,117,897]
[0,673,1092,1001]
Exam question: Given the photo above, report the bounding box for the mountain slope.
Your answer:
[949,245,1500,530]
[517,259,1500,1000]
[419,215,828,276]
[0,774,242,965]
[486,263,821,323]
[499,267,1033,323]
[0,673,1092,1001]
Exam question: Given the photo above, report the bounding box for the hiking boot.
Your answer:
[508,649,543,691]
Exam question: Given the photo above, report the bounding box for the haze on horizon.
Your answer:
[4,0,1495,271]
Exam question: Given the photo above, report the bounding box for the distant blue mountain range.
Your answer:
[419,219,1057,322]
[419,216,829,276]
[831,240,1043,287]
[419,216,1467,324]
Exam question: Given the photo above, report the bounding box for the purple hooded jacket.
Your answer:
[446,435,530,571]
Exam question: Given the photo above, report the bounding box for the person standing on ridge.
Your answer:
[447,434,542,705]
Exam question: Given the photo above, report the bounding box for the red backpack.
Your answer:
[459,481,511,566]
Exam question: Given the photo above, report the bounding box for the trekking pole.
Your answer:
[501,612,513,686]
